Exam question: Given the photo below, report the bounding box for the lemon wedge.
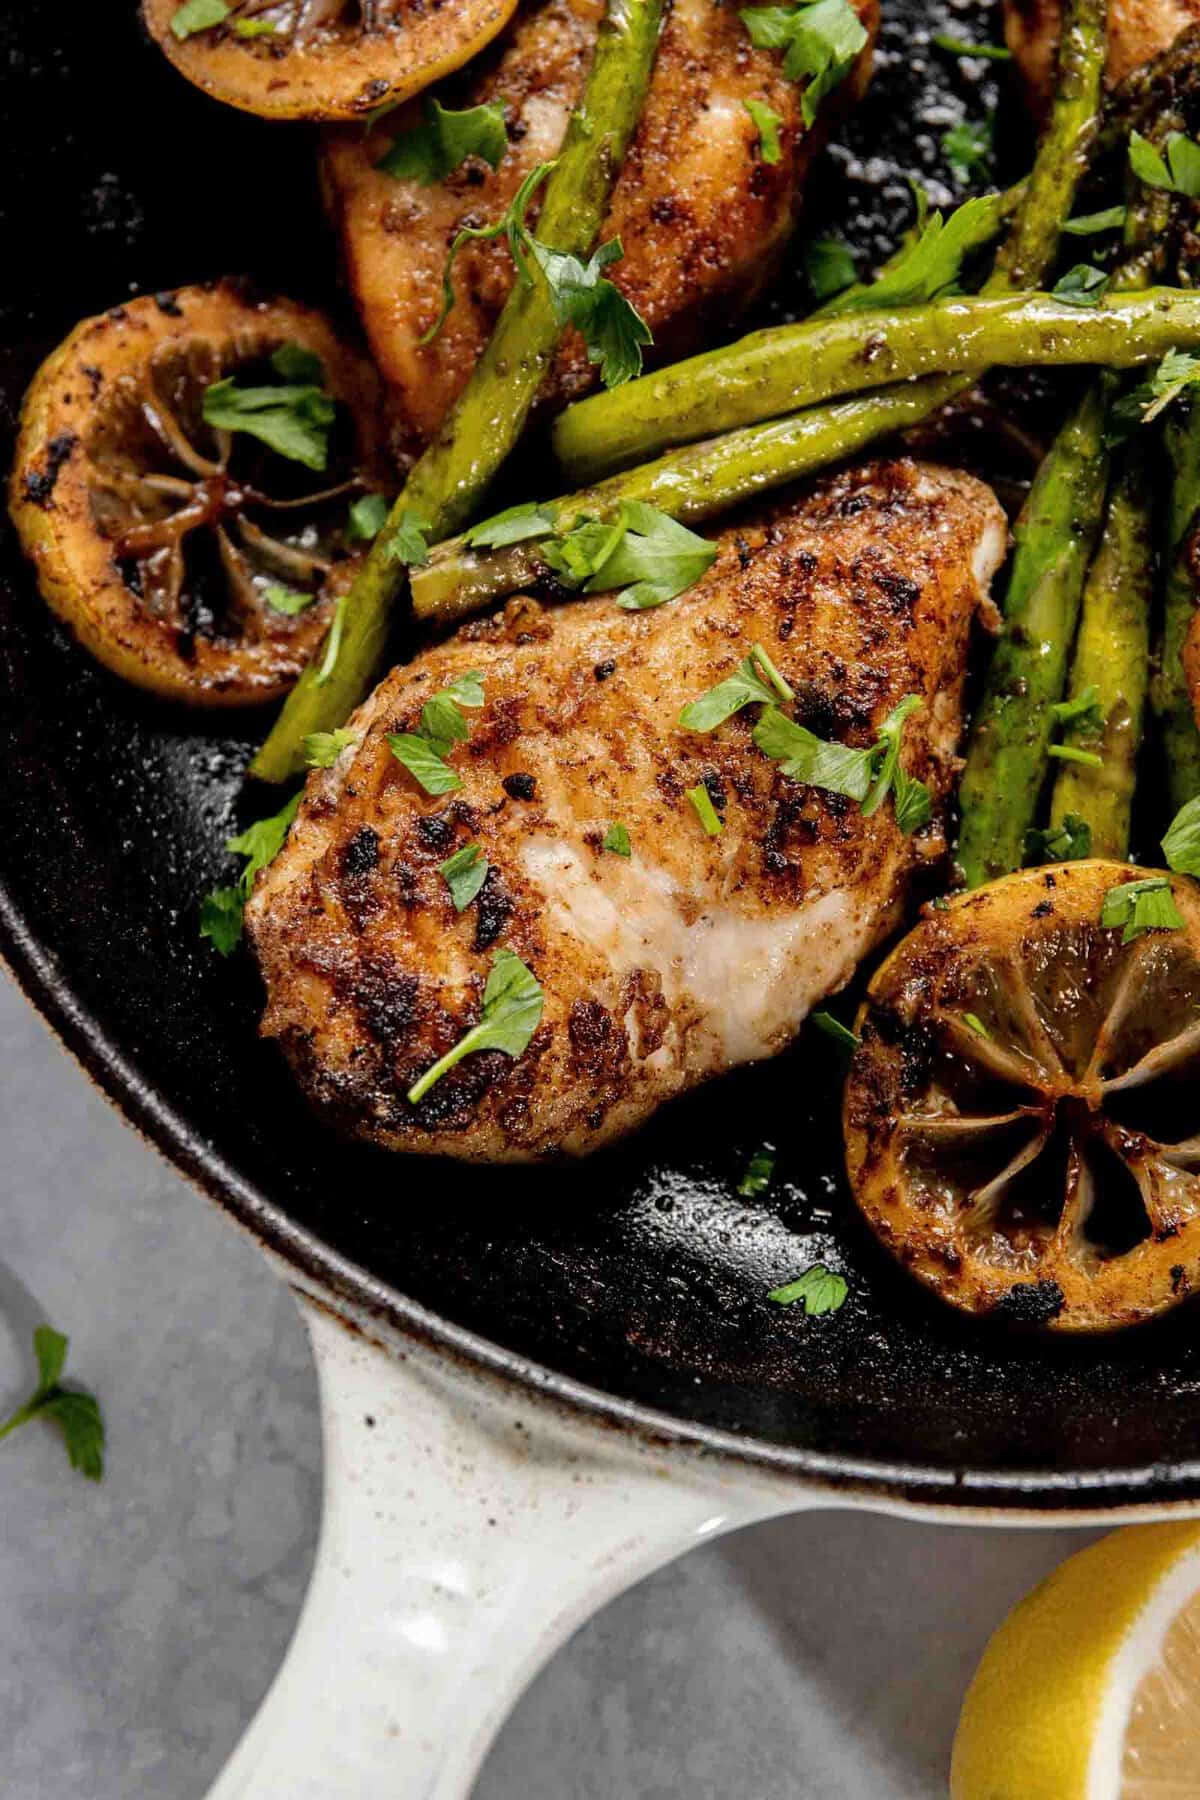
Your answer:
[952,1521,1200,1797]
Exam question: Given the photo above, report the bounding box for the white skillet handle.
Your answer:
[206,1295,787,1800]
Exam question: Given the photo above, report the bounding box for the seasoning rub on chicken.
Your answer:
[321,0,878,460]
[247,461,1006,1160]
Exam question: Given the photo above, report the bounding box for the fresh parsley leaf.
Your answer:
[407,949,544,1103]
[527,235,653,389]
[541,516,626,585]
[199,885,245,956]
[1051,684,1103,731]
[804,236,857,302]
[226,792,303,892]
[304,728,358,768]
[740,0,869,124]
[754,695,930,832]
[942,114,993,183]
[270,342,325,385]
[376,97,508,185]
[1101,876,1185,943]
[1062,205,1128,236]
[464,502,558,548]
[768,1264,848,1315]
[932,32,1012,58]
[262,584,315,616]
[440,669,487,709]
[1051,263,1109,307]
[862,695,930,828]
[387,732,463,795]
[439,842,489,911]
[686,784,724,836]
[584,503,717,610]
[841,195,1008,312]
[1163,795,1200,875]
[1129,129,1200,197]
[314,595,347,686]
[1025,814,1092,863]
[170,0,229,38]
[678,644,794,732]
[810,1010,860,1052]
[382,510,432,567]
[738,1146,776,1197]
[743,97,784,164]
[963,1011,991,1038]
[202,377,335,472]
[603,822,632,856]
[421,159,556,345]
[1109,350,1200,445]
[233,15,276,33]
[1047,744,1103,766]
[347,493,391,542]
[0,1326,104,1481]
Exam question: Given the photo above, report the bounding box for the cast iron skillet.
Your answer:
[4,1,1199,1515]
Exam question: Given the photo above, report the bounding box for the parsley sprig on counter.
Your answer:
[0,1326,104,1481]
[421,161,652,389]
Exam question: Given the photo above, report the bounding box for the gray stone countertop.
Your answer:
[0,968,1100,1799]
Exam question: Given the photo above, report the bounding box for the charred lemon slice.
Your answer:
[142,0,520,122]
[844,861,1200,1331]
[10,284,385,707]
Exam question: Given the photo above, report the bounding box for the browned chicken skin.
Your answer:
[247,461,1006,1161]
[1005,0,1200,101]
[321,0,878,459]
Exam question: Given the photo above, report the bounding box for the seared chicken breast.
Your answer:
[1005,0,1200,101]
[248,461,1006,1161]
[321,0,878,459]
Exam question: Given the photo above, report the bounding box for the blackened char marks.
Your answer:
[23,432,77,506]
[473,865,512,951]
[339,826,380,930]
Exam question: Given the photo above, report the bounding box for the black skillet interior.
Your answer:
[3,3,1198,1513]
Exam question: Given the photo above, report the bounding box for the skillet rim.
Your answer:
[5,867,1200,1514]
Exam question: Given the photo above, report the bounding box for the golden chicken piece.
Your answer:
[321,0,878,460]
[1005,0,1200,102]
[247,460,1006,1161]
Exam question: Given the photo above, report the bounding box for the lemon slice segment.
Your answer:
[952,1521,1200,1798]
[843,861,1200,1330]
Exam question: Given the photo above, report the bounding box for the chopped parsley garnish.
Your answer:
[810,1010,860,1052]
[304,728,358,768]
[739,0,869,125]
[422,161,651,388]
[1062,205,1128,236]
[1163,795,1200,876]
[382,510,432,567]
[407,949,544,1104]
[864,695,932,831]
[1026,814,1092,864]
[388,670,486,793]
[686,784,724,836]
[1108,351,1200,443]
[678,644,794,732]
[743,98,784,164]
[545,503,717,610]
[1129,129,1200,198]
[931,32,1011,59]
[941,114,993,184]
[838,194,1002,312]
[262,584,315,616]
[202,370,335,472]
[465,502,559,548]
[170,0,230,38]
[602,822,632,856]
[1101,876,1185,943]
[754,694,931,833]
[270,342,325,385]
[804,236,857,302]
[963,1011,991,1039]
[347,493,391,543]
[0,1326,104,1482]
[1051,685,1103,731]
[738,1146,776,1197]
[314,595,347,686]
[376,98,507,186]
[439,842,490,911]
[234,15,276,33]
[201,790,303,956]
[1051,263,1109,307]
[1047,744,1103,767]
[768,1264,848,1315]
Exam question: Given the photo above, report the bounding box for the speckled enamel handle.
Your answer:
[205,1296,790,1800]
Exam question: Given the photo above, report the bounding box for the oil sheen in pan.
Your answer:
[3,0,1200,1511]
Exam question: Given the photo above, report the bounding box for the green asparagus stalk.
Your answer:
[251,0,666,784]
[1046,452,1154,856]
[1154,398,1200,811]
